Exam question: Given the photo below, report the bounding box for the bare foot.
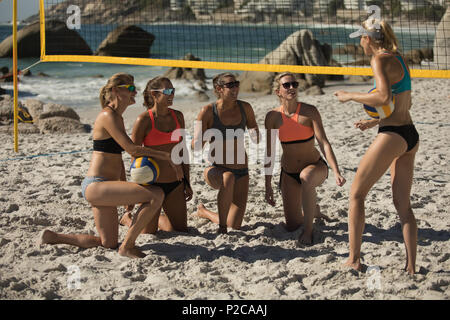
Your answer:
[119,212,133,227]
[298,230,313,245]
[343,258,363,272]
[39,229,57,245]
[118,246,146,259]
[195,203,208,219]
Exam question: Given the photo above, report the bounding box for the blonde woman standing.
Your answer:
[335,19,419,274]
[41,73,183,259]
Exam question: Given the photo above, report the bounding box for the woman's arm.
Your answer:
[264,111,277,206]
[191,104,212,151]
[242,101,260,144]
[334,56,391,107]
[310,106,346,187]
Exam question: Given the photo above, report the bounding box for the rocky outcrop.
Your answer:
[164,53,207,81]
[163,53,209,101]
[239,30,332,95]
[433,6,450,69]
[0,20,92,58]
[95,25,155,58]
[0,95,90,134]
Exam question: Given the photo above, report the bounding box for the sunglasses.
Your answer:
[117,84,137,92]
[152,88,175,95]
[281,81,299,89]
[222,81,240,89]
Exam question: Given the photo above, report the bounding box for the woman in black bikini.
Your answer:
[40,73,183,259]
[265,72,346,245]
[335,19,419,274]
[193,72,259,234]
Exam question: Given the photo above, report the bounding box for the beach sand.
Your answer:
[0,78,449,300]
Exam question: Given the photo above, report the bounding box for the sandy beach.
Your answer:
[0,77,449,300]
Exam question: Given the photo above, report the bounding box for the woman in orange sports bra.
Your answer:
[265,72,346,245]
[120,76,192,234]
[335,19,419,274]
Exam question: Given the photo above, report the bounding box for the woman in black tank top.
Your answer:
[193,72,260,234]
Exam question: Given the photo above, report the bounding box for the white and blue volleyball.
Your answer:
[363,88,395,119]
[129,157,160,185]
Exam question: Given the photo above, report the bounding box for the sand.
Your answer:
[0,78,449,300]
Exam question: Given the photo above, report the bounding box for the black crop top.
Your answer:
[93,137,124,154]
[212,101,247,140]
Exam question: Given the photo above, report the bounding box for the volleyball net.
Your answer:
[39,0,449,78]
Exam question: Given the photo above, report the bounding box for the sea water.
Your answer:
[0,23,436,111]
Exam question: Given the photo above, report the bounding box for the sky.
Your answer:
[0,1,41,22]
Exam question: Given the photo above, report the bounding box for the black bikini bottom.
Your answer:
[153,179,185,197]
[212,164,249,180]
[279,157,328,191]
[378,124,419,151]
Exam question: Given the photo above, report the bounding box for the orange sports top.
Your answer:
[143,108,182,146]
[278,103,314,144]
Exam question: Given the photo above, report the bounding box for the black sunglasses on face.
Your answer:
[222,81,240,89]
[281,81,299,89]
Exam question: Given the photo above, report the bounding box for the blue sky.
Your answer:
[0,1,41,22]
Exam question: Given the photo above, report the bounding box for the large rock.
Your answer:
[0,96,89,134]
[0,20,92,58]
[95,25,155,58]
[37,116,88,134]
[163,53,207,81]
[239,30,331,94]
[433,6,450,69]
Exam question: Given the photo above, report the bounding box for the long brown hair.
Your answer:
[142,76,172,109]
[99,73,134,108]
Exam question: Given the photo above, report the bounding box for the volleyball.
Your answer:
[129,157,160,185]
[363,88,395,119]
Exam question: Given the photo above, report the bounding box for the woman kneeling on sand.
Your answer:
[40,73,183,259]
[193,72,259,234]
[265,72,346,245]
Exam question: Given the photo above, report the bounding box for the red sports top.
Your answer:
[278,103,314,143]
[143,108,182,146]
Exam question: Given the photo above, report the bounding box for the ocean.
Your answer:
[0,23,436,111]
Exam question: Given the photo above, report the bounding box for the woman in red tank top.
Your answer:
[120,76,192,234]
[265,72,346,245]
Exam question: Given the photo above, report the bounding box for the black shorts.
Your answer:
[378,124,419,151]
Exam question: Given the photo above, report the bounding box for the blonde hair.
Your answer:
[143,76,172,108]
[212,72,236,98]
[362,18,400,53]
[99,72,134,108]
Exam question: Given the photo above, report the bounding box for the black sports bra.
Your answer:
[93,137,123,154]
[212,101,247,139]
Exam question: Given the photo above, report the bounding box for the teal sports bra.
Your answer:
[374,54,411,95]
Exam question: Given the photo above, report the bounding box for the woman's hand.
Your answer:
[354,119,379,131]
[265,185,275,206]
[184,183,193,202]
[334,90,353,103]
[335,173,346,187]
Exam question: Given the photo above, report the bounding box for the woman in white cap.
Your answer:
[335,19,419,274]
